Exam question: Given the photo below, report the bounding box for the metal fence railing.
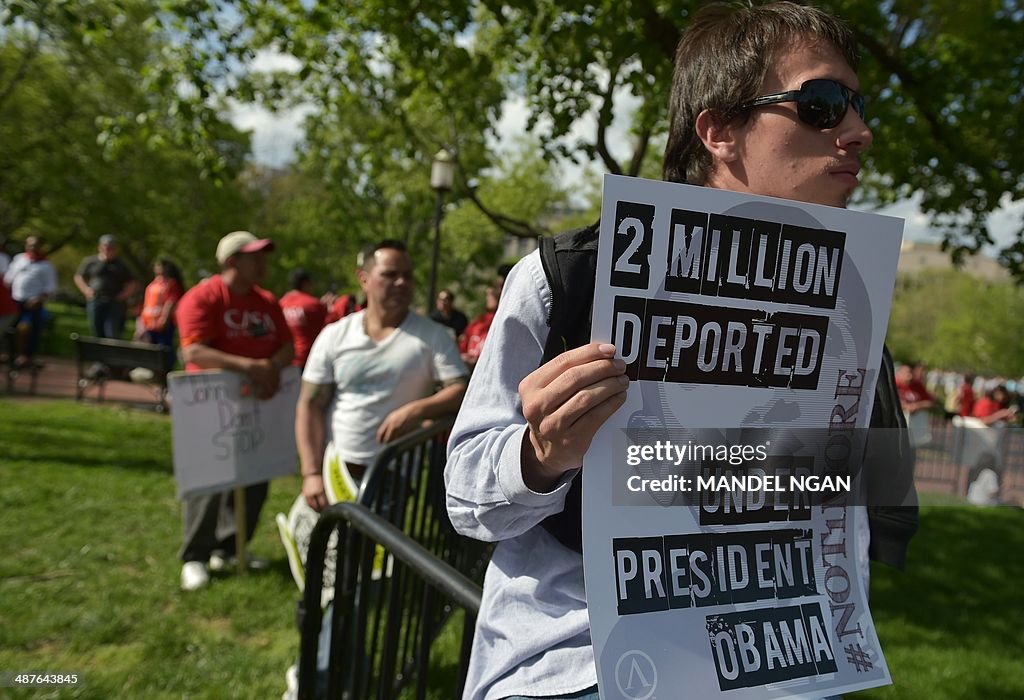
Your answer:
[912,414,1024,502]
[297,416,491,699]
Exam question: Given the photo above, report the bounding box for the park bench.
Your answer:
[71,333,170,411]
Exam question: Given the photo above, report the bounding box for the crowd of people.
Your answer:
[896,360,1022,427]
[0,231,503,380]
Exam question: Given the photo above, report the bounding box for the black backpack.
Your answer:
[537,223,917,568]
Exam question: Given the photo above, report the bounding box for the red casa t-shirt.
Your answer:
[175,275,292,371]
[279,289,327,366]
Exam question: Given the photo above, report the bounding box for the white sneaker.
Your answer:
[181,561,210,591]
[208,551,270,572]
[129,367,155,383]
[281,664,298,700]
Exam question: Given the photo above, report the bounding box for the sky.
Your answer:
[229,51,1021,255]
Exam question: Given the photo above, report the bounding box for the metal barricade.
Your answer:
[298,417,491,699]
[913,414,1024,501]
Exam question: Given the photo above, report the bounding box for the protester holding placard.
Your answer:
[446,3,917,699]
[175,230,294,591]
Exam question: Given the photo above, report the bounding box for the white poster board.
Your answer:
[169,367,301,499]
[584,176,903,699]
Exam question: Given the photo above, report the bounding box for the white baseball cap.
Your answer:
[215,230,274,265]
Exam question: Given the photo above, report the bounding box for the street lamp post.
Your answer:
[428,148,455,308]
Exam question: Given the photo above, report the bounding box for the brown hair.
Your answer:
[663,1,859,185]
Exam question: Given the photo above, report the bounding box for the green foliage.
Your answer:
[0,0,257,282]
[6,0,1024,297]
[831,0,1024,275]
[178,0,1023,278]
[441,144,573,303]
[887,269,1024,375]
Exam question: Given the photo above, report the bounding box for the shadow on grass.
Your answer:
[1,399,173,475]
[7,450,172,474]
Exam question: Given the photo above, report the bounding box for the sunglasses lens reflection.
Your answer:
[796,80,863,129]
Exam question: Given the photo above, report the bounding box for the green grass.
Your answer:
[862,505,1024,699]
[1,398,1022,699]
[0,399,303,698]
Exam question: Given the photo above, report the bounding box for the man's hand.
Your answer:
[246,358,280,399]
[83,288,96,301]
[302,473,329,512]
[519,342,629,492]
[377,403,422,444]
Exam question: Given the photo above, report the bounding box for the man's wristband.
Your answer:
[301,473,321,479]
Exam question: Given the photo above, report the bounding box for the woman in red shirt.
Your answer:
[972,385,1018,426]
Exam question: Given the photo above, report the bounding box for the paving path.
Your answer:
[3,355,168,410]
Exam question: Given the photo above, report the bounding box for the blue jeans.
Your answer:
[139,327,177,370]
[87,298,126,339]
[15,302,48,356]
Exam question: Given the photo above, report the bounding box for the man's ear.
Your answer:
[695,109,739,164]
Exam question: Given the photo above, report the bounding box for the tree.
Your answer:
[248,139,585,308]
[887,269,1024,375]
[175,0,1024,277]
[0,0,256,282]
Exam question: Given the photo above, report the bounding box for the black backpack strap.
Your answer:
[866,345,919,569]
[538,222,601,363]
[537,222,600,553]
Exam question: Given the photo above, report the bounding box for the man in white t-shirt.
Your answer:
[295,239,468,511]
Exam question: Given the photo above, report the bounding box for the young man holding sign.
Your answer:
[446,3,916,699]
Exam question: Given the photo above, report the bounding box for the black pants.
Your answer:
[180,481,269,562]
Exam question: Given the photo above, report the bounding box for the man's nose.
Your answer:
[837,107,873,152]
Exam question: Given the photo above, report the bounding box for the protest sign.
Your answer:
[584,176,903,699]
[169,367,301,499]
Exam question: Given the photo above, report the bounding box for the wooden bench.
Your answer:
[71,333,170,411]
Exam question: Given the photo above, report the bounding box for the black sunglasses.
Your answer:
[740,78,865,130]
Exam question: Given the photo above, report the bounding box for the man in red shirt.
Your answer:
[280,268,327,367]
[458,283,499,369]
[957,373,976,418]
[895,362,934,414]
[175,230,295,591]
